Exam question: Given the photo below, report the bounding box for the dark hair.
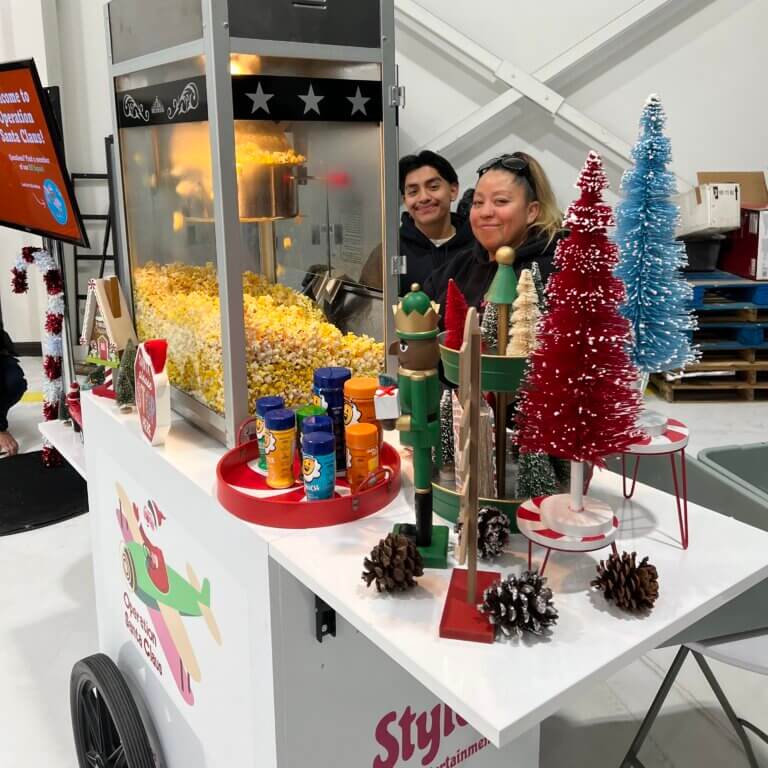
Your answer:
[456,187,475,222]
[399,151,459,194]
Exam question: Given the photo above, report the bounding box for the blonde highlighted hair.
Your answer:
[491,151,562,245]
[517,152,562,244]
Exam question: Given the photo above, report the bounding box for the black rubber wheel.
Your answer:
[70,653,155,768]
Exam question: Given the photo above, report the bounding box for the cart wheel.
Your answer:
[70,653,155,768]
[122,545,136,591]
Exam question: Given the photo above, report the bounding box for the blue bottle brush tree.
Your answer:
[614,94,698,374]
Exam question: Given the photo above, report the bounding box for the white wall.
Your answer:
[396,0,768,208]
[52,0,114,341]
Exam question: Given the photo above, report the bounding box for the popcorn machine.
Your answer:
[105,0,400,445]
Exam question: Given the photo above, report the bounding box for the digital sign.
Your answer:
[0,59,88,247]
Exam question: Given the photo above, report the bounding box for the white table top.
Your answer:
[38,419,87,478]
[270,470,768,747]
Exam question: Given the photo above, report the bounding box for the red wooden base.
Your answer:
[439,569,499,644]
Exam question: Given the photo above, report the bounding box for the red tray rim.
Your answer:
[216,435,402,529]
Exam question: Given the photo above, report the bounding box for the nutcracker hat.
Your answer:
[393,284,440,340]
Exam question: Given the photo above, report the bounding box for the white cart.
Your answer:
[68,392,768,767]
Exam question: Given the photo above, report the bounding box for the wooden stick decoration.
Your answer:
[456,308,482,602]
[486,246,518,499]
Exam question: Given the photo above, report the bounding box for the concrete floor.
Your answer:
[1,357,767,767]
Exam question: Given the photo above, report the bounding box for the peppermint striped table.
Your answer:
[622,418,690,549]
[516,496,619,576]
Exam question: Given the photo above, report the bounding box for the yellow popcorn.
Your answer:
[133,263,384,415]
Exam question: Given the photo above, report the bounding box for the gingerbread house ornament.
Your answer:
[80,276,137,368]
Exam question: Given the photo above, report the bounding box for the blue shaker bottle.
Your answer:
[255,396,284,470]
[301,431,336,501]
[312,367,351,472]
[301,414,334,436]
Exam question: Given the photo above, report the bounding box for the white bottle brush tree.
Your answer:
[507,269,539,357]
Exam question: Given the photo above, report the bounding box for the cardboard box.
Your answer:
[676,183,740,237]
[698,172,768,281]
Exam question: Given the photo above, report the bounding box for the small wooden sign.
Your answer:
[135,340,171,446]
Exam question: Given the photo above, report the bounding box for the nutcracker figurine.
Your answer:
[390,283,448,568]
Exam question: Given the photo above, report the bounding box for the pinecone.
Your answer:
[455,506,510,560]
[592,551,659,612]
[478,571,558,639]
[362,533,424,593]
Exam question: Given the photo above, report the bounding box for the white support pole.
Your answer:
[569,461,584,513]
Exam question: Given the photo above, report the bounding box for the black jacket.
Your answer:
[399,212,475,295]
[0,318,14,357]
[424,230,563,316]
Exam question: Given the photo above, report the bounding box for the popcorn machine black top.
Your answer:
[106,0,401,445]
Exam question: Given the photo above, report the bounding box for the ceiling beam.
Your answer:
[396,0,691,187]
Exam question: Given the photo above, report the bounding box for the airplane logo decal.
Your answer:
[116,483,222,706]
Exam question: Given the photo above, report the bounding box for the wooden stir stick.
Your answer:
[456,307,482,602]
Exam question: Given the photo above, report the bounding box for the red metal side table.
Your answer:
[621,418,690,549]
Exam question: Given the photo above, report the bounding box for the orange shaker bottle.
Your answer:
[345,423,380,491]
[343,376,382,446]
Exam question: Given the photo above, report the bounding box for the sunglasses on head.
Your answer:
[476,154,536,196]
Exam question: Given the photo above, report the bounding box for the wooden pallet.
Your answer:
[698,347,768,363]
[651,368,768,402]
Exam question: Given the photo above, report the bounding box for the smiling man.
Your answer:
[398,151,474,295]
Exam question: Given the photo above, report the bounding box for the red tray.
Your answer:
[216,418,401,528]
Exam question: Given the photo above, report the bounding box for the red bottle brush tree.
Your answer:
[517,151,640,465]
[443,278,468,350]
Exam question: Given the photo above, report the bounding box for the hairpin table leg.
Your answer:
[622,453,642,499]
[539,547,552,576]
[669,448,689,550]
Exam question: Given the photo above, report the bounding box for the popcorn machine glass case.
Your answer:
[106,0,400,445]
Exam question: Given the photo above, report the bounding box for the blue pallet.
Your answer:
[696,339,768,352]
[696,301,759,313]
[695,322,768,347]
[687,270,768,309]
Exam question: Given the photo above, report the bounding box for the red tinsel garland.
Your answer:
[43,354,63,381]
[11,246,65,466]
[11,267,28,294]
[42,444,63,467]
[517,151,641,465]
[43,269,63,295]
[45,312,64,335]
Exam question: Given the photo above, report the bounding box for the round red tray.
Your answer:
[216,419,401,528]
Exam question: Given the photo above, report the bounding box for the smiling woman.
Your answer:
[424,152,563,312]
